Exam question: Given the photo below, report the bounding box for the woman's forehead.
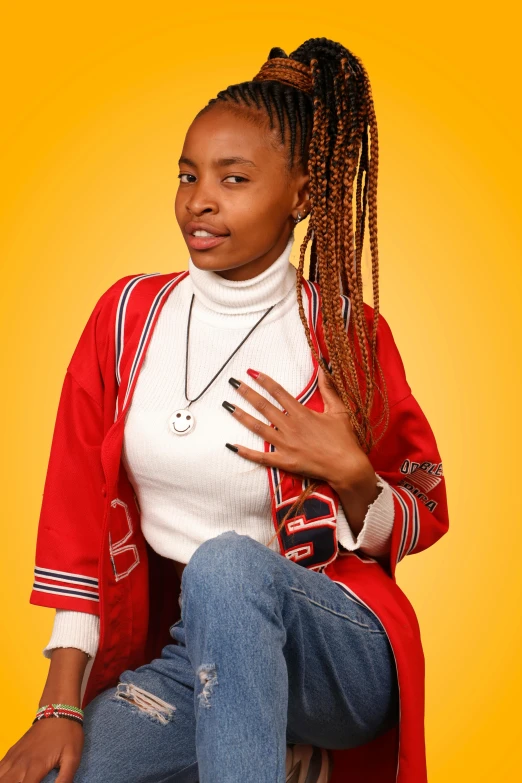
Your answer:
[181,109,286,167]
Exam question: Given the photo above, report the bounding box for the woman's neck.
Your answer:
[188,234,297,321]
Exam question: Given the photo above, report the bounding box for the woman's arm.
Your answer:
[38,647,91,709]
[0,649,87,783]
[0,280,129,782]
[332,308,448,572]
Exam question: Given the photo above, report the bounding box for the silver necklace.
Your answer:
[168,293,276,435]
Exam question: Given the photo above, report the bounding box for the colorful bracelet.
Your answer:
[33,703,84,726]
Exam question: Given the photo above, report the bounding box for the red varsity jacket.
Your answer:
[29,270,449,783]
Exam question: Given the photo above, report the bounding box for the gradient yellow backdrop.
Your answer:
[1,2,521,780]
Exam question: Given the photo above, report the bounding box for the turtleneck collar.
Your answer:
[188,234,296,316]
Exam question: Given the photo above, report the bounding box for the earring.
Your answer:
[294,212,303,224]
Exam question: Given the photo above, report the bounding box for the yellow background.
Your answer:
[1,2,521,779]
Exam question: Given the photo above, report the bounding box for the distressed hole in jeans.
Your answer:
[197,664,218,709]
[111,682,176,725]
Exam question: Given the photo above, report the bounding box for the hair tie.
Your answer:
[252,57,314,95]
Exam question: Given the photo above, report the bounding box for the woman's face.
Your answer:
[175,104,310,281]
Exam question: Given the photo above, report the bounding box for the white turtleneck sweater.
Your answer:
[43,234,395,660]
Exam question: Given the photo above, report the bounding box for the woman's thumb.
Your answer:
[317,366,345,413]
[55,752,81,783]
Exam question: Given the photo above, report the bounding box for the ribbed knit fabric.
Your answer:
[43,610,100,660]
[43,233,395,660]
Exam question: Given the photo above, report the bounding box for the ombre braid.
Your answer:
[197,38,389,544]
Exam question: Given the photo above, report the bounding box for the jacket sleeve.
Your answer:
[362,307,450,579]
[29,280,121,615]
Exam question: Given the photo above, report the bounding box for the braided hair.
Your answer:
[197,38,389,542]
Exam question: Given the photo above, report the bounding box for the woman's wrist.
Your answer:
[38,690,83,709]
[39,647,90,709]
[33,702,85,726]
[329,458,382,539]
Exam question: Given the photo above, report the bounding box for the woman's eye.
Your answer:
[177,174,247,184]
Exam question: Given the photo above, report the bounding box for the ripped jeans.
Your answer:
[41,531,399,783]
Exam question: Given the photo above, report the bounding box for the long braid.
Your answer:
[197,37,389,542]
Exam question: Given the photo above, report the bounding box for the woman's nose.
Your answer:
[187,202,215,216]
[185,185,218,216]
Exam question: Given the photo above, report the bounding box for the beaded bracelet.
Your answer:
[33,703,84,726]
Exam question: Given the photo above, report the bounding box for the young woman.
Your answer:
[0,37,448,783]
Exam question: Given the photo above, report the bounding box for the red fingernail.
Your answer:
[246,368,260,379]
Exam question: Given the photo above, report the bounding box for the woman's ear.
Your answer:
[293,171,311,219]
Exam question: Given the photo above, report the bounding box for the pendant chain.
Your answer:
[184,293,276,407]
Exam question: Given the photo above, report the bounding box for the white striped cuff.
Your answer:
[336,473,395,557]
[43,609,100,660]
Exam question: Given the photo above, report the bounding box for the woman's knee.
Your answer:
[182,531,275,597]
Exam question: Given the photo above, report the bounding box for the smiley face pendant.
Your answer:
[168,408,195,435]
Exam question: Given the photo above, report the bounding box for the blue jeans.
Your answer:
[41,531,399,783]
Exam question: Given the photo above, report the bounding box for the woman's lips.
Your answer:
[186,233,229,250]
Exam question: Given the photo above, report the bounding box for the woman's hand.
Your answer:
[0,718,84,783]
[223,365,375,492]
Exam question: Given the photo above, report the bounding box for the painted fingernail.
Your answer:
[246,368,260,379]
[229,377,241,388]
[225,443,239,452]
[222,401,236,413]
